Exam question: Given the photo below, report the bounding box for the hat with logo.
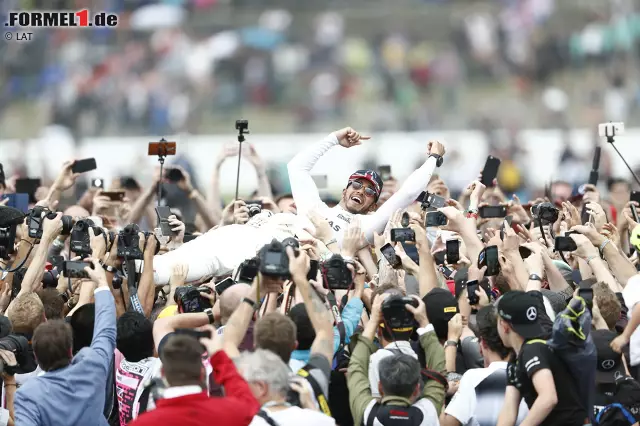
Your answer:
[593,329,627,384]
[496,291,546,340]
[423,288,459,341]
[348,170,383,200]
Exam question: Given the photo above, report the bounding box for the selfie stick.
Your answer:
[156,138,168,206]
[604,127,640,187]
[235,122,250,200]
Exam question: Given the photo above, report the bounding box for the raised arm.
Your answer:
[360,141,444,242]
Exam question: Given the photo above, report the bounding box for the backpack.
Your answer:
[365,404,424,426]
[526,295,597,421]
[595,403,637,426]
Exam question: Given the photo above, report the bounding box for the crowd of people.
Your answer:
[0,126,638,426]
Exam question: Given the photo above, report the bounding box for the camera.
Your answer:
[245,200,263,218]
[63,260,93,279]
[381,295,419,334]
[235,119,249,132]
[174,286,212,313]
[531,202,558,223]
[0,334,29,375]
[258,240,293,278]
[321,254,353,290]
[0,206,24,260]
[117,224,159,260]
[70,218,103,257]
[27,206,73,240]
[236,257,260,283]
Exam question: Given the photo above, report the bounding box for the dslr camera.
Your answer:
[245,200,263,218]
[381,295,419,333]
[531,202,558,223]
[174,285,212,313]
[258,239,295,278]
[117,224,158,260]
[27,206,73,240]
[236,257,260,284]
[0,206,23,260]
[321,254,354,290]
[0,334,29,375]
[70,218,104,257]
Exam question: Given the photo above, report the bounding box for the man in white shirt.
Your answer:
[235,349,336,426]
[287,127,445,245]
[441,306,528,426]
[612,275,640,380]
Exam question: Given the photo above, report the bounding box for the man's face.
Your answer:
[610,182,630,206]
[277,197,296,214]
[342,179,377,214]
[497,317,510,348]
[551,182,572,202]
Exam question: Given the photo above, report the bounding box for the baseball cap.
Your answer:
[496,291,546,340]
[423,288,459,340]
[593,329,627,384]
[348,170,383,200]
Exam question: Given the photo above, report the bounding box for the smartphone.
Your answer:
[425,211,448,227]
[467,280,479,305]
[478,246,500,276]
[148,141,177,156]
[554,233,578,252]
[481,156,501,187]
[312,175,328,189]
[500,216,513,241]
[215,277,235,295]
[101,191,125,202]
[91,178,105,189]
[580,204,590,225]
[578,287,594,311]
[155,206,176,236]
[425,193,446,209]
[446,240,460,265]
[379,165,392,181]
[307,259,319,281]
[63,260,91,279]
[165,168,184,182]
[632,204,639,224]
[71,158,97,174]
[380,243,401,268]
[402,242,419,265]
[433,251,446,266]
[598,122,625,138]
[4,193,29,213]
[390,228,415,243]
[479,205,507,219]
[631,191,640,205]
[15,178,41,203]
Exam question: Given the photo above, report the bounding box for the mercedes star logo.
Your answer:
[526,307,537,321]
[602,359,616,370]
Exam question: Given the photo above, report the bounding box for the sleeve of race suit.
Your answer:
[360,156,438,243]
[287,134,337,214]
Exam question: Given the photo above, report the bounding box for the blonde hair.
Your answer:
[8,293,45,334]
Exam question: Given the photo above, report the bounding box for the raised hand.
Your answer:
[53,160,81,191]
[427,140,446,157]
[333,127,371,148]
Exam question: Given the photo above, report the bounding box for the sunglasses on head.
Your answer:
[351,180,377,198]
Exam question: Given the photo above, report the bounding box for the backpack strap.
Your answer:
[526,339,547,345]
[595,403,637,425]
[327,292,346,350]
[365,403,381,426]
[296,366,332,416]
[256,410,280,426]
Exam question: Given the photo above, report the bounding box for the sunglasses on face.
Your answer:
[351,181,377,198]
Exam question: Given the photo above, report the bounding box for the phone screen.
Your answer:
[215,278,235,295]
[467,282,479,305]
[307,260,319,281]
[381,243,400,267]
[631,191,640,205]
[483,246,500,276]
[578,288,593,311]
[102,191,125,202]
[425,212,448,227]
[71,158,97,174]
[479,205,507,218]
[446,240,460,264]
[379,165,391,181]
[481,156,501,187]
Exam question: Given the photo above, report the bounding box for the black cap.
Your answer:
[593,329,626,384]
[496,291,546,340]
[423,288,459,340]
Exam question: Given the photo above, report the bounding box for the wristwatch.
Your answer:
[204,308,215,324]
[529,274,542,282]
[102,263,117,274]
[428,153,444,167]
[444,340,458,348]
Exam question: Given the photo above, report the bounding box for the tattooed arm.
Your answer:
[288,248,335,361]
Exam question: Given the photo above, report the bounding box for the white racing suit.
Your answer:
[287,133,440,245]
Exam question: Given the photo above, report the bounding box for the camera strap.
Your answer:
[256,410,280,426]
[283,282,296,314]
[326,292,346,349]
[296,366,332,416]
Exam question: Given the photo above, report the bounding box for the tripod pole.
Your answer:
[157,156,165,206]
[235,135,244,201]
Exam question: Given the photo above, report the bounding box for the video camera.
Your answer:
[117,224,159,260]
[258,239,296,278]
[0,206,24,260]
[27,206,73,240]
[531,202,559,223]
[381,295,419,335]
[174,285,213,313]
[321,254,354,290]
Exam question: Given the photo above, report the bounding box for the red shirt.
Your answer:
[130,351,259,426]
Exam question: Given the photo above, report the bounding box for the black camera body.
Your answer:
[235,119,249,132]
[322,254,353,290]
[0,334,30,375]
[245,200,263,218]
[531,202,559,223]
[259,240,293,278]
[117,224,158,260]
[381,295,419,333]
[236,257,260,283]
[70,218,102,256]
[27,206,73,240]
[0,225,17,260]
[174,285,212,313]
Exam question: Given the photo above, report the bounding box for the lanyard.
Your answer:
[262,401,292,409]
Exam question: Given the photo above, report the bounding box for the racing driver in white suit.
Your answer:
[151,127,445,285]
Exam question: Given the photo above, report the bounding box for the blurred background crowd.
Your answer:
[2,0,640,199]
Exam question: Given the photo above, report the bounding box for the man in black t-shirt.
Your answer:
[495,291,587,426]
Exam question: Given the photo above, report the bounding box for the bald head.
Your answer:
[64,205,90,218]
[220,283,251,325]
